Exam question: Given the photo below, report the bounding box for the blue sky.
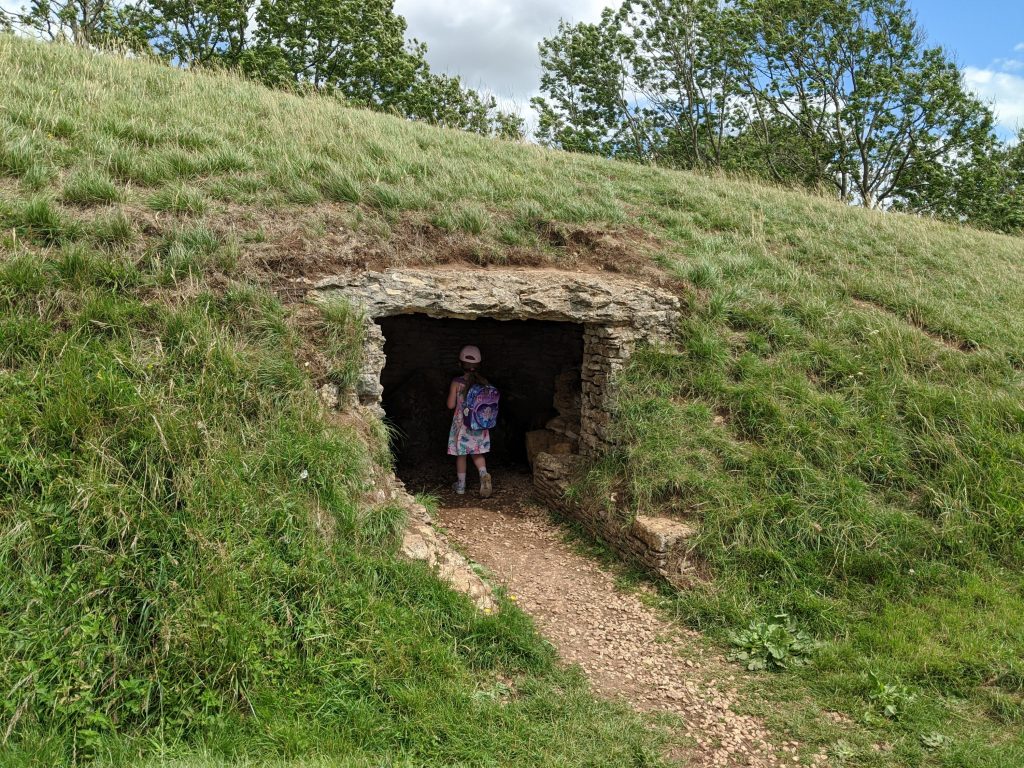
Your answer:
[395,0,1024,139]
[913,0,1024,137]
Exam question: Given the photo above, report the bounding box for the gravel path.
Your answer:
[418,470,826,768]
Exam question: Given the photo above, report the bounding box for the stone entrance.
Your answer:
[312,268,696,585]
[376,313,584,470]
[313,268,680,455]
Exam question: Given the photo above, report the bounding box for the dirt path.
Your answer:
[406,469,825,768]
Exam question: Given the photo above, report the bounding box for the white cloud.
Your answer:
[995,58,1024,73]
[395,0,613,104]
[963,66,1024,136]
[1015,42,1024,53]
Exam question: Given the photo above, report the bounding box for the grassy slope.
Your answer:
[1,35,1022,767]
[0,37,667,767]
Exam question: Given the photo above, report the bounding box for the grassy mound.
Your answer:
[1,34,1022,766]
[0,37,666,767]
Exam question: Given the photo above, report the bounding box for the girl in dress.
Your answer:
[447,345,493,497]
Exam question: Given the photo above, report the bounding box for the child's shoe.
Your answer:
[452,481,466,495]
[479,472,492,498]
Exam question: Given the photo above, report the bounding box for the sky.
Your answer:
[394,0,1024,139]
[3,0,1020,138]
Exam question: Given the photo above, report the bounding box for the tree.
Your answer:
[536,0,997,212]
[618,0,745,169]
[729,0,994,207]
[896,129,1024,234]
[132,0,254,67]
[122,0,523,138]
[249,0,425,109]
[12,0,124,44]
[533,1,742,168]
[407,72,524,138]
[533,13,641,159]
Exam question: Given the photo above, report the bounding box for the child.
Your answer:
[447,345,493,497]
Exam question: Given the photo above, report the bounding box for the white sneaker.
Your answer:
[479,473,492,498]
[452,482,466,495]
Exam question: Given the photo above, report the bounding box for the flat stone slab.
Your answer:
[631,515,697,552]
[313,267,680,339]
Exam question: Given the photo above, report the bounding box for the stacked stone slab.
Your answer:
[312,267,688,587]
[546,368,581,442]
[525,367,582,467]
[533,453,700,587]
[312,268,681,457]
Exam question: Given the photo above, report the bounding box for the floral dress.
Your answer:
[447,376,491,456]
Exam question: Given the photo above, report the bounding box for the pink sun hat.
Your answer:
[459,345,482,364]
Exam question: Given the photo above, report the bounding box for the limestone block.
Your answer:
[525,429,556,467]
[553,368,582,416]
[313,269,680,337]
[631,516,696,553]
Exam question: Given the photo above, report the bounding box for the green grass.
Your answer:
[62,167,123,205]
[1,33,1022,767]
[0,192,666,768]
[148,182,207,215]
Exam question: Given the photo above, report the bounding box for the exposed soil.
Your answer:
[403,467,826,768]
[208,202,682,297]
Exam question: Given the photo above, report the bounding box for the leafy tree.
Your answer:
[96,0,525,139]
[536,0,997,212]
[897,130,1024,234]
[619,0,745,169]
[10,0,123,44]
[533,0,741,168]
[249,0,425,108]
[132,0,254,67]
[733,0,995,208]
[533,13,640,159]
[409,72,524,138]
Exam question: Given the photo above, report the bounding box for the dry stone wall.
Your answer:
[312,267,689,589]
[533,453,700,587]
[313,268,680,456]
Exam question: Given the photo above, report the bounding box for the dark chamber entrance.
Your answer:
[378,314,583,477]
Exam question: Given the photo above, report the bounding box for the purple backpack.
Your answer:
[463,384,500,430]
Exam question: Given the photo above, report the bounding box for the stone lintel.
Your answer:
[313,268,680,340]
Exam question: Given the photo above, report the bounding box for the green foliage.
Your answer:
[1,130,46,178]
[89,210,136,246]
[728,615,820,671]
[124,0,524,139]
[0,227,663,768]
[319,169,361,203]
[897,127,1024,235]
[920,731,950,750]
[9,0,124,45]
[317,299,365,392]
[0,195,81,245]
[1,34,1023,766]
[535,0,999,217]
[866,673,918,720]
[732,0,995,208]
[148,182,208,215]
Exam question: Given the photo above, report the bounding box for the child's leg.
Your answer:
[471,454,492,498]
[454,455,467,493]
